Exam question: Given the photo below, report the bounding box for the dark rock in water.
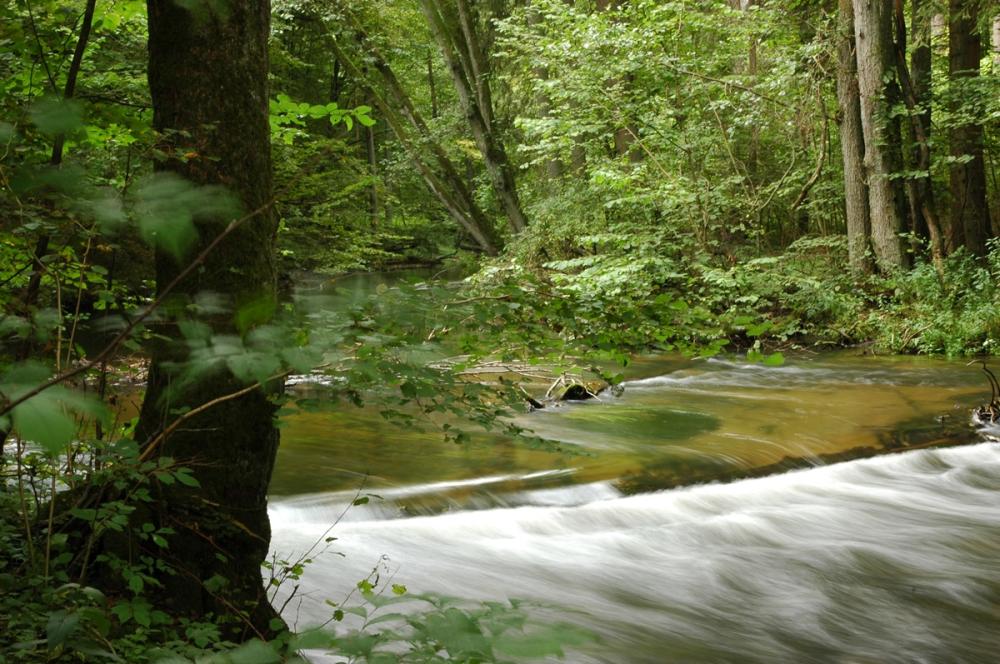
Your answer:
[554,380,609,401]
[973,405,999,424]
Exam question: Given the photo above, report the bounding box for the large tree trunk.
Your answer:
[836,0,873,275]
[948,0,991,256]
[420,0,529,234]
[137,0,282,638]
[853,0,908,271]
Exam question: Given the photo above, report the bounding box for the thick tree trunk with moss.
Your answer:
[135,0,282,638]
[837,0,874,275]
[853,0,907,271]
[948,0,991,256]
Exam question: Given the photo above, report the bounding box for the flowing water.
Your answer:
[268,274,1000,662]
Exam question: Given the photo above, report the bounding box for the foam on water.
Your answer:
[270,442,1000,663]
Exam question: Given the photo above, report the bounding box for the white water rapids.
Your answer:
[269,438,1000,663]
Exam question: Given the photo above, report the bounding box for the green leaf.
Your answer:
[46,610,80,648]
[762,352,785,367]
[174,469,200,487]
[31,97,83,136]
[70,508,98,522]
[12,394,76,455]
[289,629,335,651]
[227,639,282,664]
[133,173,239,259]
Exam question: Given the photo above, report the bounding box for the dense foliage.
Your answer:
[1,0,998,662]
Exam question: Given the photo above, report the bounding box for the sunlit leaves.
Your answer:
[269,94,375,144]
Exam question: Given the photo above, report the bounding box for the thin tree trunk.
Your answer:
[743,0,760,182]
[427,49,438,118]
[420,0,529,234]
[330,35,500,254]
[837,0,873,275]
[528,3,563,179]
[893,0,945,270]
[948,0,991,256]
[21,0,98,323]
[992,14,1000,66]
[853,0,907,271]
[366,105,378,227]
[907,0,932,240]
[456,0,492,127]
[330,58,341,103]
[136,0,282,638]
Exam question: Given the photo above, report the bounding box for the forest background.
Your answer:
[0,0,999,662]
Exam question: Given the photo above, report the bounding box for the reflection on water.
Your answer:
[272,353,985,502]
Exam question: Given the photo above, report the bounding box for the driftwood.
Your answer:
[435,357,615,409]
[973,361,1000,424]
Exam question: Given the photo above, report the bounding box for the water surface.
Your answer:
[269,348,999,662]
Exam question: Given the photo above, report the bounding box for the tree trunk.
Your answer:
[331,33,500,254]
[893,0,945,269]
[137,0,282,638]
[420,0,529,234]
[427,49,438,119]
[992,14,1000,68]
[948,0,991,256]
[19,0,98,331]
[836,0,873,275]
[908,0,932,240]
[527,3,563,179]
[853,0,907,271]
[366,94,379,227]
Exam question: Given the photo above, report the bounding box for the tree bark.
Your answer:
[20,0,98,331]
[836,0,874,275]
[427,49,438,119]
[893,0,945,269]
[908,0,932,240]
[366,93,379,227]
[948,0,991,256]
[137,0,282,638]
[853,0,907,271]
[330,33,500,254]
[992,14,1000,68]
[527,3,563,179]
[420,0,529,234]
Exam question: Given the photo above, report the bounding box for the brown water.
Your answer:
[268,273,1000,663]
[271,351,986,509]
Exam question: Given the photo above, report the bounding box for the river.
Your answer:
[267,273,1000,662]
